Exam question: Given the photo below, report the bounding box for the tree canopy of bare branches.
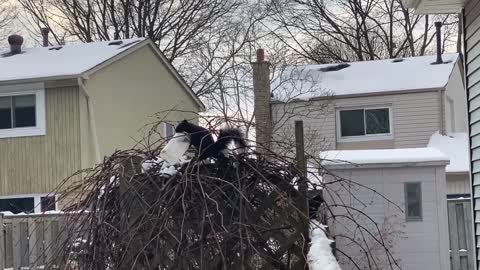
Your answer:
[0,0,17,42]
[269,0,459,63]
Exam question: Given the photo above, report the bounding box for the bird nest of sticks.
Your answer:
[52,148,322,270]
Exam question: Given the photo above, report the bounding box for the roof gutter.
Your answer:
[271,87,446,104]
[323,160,450,170]
[78,77,102,164]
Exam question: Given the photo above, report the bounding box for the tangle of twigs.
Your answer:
[32,115,401,270]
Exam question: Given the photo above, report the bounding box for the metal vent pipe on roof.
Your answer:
[435,22,443,64]
[41,28,50,47]
[8,35,23,55]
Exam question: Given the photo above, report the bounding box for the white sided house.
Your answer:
[322,148,451,270]
[270,53,470,196]
[253,52,471,269]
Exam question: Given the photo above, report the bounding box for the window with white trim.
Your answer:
[405,182,422,222]
[337,107,391,140]
[0,94,36,129]
[0,90,46,138]
[0,195,56,214]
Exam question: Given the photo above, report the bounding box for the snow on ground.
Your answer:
[321,147,449,166]
[428,132,469,173]
[272,54,459,102]
[0,37,146,82]
[308,220,342,270]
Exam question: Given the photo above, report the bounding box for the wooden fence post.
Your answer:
[295,120,310,269]
[28,218,38,270]
[11,219,21,270]
[119,155,143,270]
[0,213,4,270]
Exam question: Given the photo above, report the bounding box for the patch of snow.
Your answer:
[0,38,145,82]
[160,165,178,176]
[321,148,449,166]
[98,175,118,199]
[142,157,163,172]
[307,162,323,188]
[272,54,459,102]
[428,132,469,173]
[308,220,341,270]
[159,132,190,164]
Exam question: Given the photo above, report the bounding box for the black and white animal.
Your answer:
[175,120,246,159]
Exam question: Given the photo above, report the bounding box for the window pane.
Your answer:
[41,196,56,212]
[0,197,35,214]
[365,108,390,134]
[0,96,11,129]
[405,183,422,221]
[13,95,36,128]
[165,123,175,138]
[340,109,365,136]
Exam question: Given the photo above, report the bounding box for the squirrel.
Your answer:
[174,120,246,159]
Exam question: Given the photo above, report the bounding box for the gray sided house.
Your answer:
[270,54,469,194]
[251,51,469,269]
[322,148,451,270]
[0,36,204,214]
[403,0,480,268]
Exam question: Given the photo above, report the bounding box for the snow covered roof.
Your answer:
[428,132,469,173]
[0,37,205,110]
[272,54,459,102]
[0,38,147,82]
[321,148,449,168]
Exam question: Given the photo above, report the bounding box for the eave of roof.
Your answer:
[0,38,206,112]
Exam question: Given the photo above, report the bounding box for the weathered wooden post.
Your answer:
[119,155,143,270]
[295,120,310,269]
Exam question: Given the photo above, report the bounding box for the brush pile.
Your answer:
[52,146,323,270]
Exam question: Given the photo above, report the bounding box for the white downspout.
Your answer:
[78,77,102,164]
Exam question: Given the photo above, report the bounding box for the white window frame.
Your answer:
[0,88,46,139]
[336,105,393,142]
[0,193,57,213]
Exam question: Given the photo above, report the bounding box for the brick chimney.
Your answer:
[41,28,50,47]
[252,48,272,153]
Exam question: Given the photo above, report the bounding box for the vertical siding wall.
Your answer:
[447,174,473,195]
[272,91,441,155]
[0,87,81,196]
[325,165,450,270]
[465,0,480,266]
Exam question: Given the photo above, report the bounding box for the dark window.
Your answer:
[340,109,365,136]
[13,95,36,127]
[41,196,56,212]
[0,96,12,129]
[0,94,36,129]
[0,197,35,214]
[365,108,390,134]
[339,108,390,137]
[405,183,422,221]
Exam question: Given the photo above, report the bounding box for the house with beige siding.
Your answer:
[260,52,470,269]
[271,53,468,193]
[0,36,204,214]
